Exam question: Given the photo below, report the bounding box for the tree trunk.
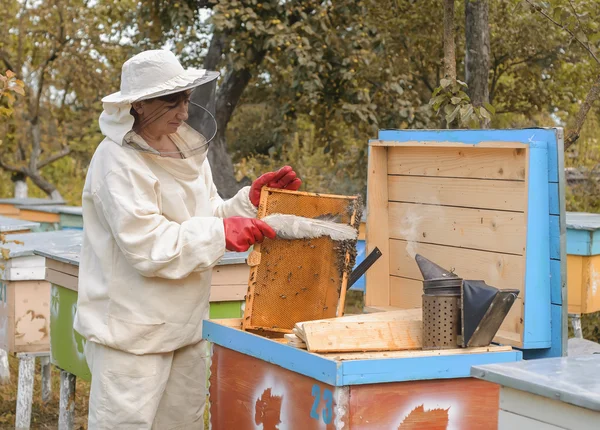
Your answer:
[11,172,28,198]
[14,181,27,198]
[565,73,600,151]
[196,29,266,198]
[465,0,491,128]
[443,0,457,81]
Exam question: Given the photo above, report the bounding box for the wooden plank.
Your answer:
[321,345,512,361]
[211,264,249,286]
[388,175,526,212]
[211,318,243,329]
[5,255,46,269]
[349,378,500,429]
[389,239,525,291]
[298,308,422,326]
[387,146,527,180]
[284,333,307,349]
[390,276,423,309]
[209,284,247,302]
[363,305,404,313]
[46,258,79,277]
[567,255,583,314]
[371,140,528,149]
[366,146,391,307]
[1,266,47,282]
[300,319,422,353]
[389,202,526,255]
[494,297,524,346]
[46,268,78,291]
[500,387,599,430]
[18,210,60,223]
[0,204,20,216]
[581,255,600,314]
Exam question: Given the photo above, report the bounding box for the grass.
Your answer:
[0,355,90,429]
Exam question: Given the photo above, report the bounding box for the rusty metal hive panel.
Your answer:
[243,188,359,334]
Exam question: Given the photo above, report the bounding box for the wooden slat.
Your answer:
[388,175,526,212]
[387,146,527,180]
[298,308,422,326]
[46,259,79,277]
[321,345,512,361]
[366,146,391,306]
[300,319,422,353]
[211,264,249,286]
[389,240,525,291]
[0,204,20,216]
[567,255,583,314]
[371,140,528,149]
[284,333,306,349]
[389,202,526,255]
[209,284,247,302]
[46,268,78,291]
[211,318,243,329]
[18,210,60,223]
[390,276,423,309]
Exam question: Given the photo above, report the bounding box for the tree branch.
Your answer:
[38,147,71,169]
[0,51,15,73]
[565,73,600,150]
[0,157,26,174]
[525,0,600,65]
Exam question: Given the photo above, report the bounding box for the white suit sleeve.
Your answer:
[93,167,225,279]
[203,160,258,219]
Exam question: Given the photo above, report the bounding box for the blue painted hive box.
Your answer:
[364,128,566,358]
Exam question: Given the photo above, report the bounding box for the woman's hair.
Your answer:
[130,90,192,126]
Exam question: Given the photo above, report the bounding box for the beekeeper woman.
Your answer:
[73,49,301,429]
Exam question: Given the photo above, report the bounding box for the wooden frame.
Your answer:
[243,188,360,335]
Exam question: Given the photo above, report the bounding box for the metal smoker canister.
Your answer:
[415,254,462,350]
[422,277,462,350]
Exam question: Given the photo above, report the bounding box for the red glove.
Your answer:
[223,217,277,252]
[249,165,302,207]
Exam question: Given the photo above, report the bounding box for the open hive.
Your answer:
[242,188,361,336]
[364,131,563,352]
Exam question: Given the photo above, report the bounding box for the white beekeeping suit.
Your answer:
[73,50,295,429]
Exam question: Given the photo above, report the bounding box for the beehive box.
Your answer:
[243,188,360,335]
[0,230,81,354]
[565,212,600,315]
[365,129,566,356]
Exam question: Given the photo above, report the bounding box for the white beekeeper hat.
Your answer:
[102,49,219,104]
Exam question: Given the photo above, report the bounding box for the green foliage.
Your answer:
[430,78,495,128]
[232,114,367,198]
[564,108,600,212]
[0,0,136,199]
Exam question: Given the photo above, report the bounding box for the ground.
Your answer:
[0,355,90,429]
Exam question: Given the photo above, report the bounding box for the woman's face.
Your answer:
[133,90,191,136]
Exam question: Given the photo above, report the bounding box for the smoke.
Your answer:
[397,198,446,259]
